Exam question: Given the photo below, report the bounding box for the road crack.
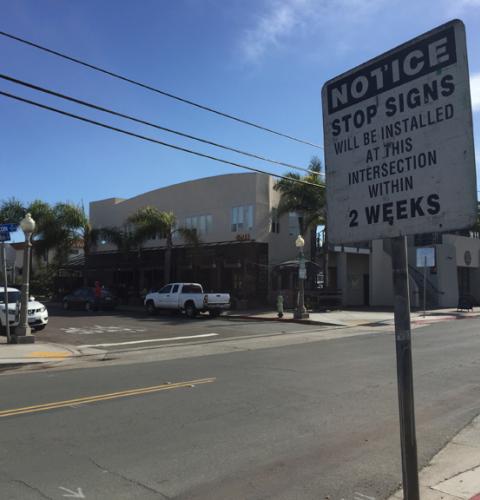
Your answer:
[10,479,53,499]
[88,457,171,498]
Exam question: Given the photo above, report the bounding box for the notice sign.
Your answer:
[322,20,477,244]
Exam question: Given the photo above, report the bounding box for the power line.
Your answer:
[0,89,325,189]
[0,73,323,177]
[0,30,323,149]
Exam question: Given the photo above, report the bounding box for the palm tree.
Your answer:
[50,203,101,284]
[95,226,139,257]
[0,198,25,224]
[274,156,327,285]
[128,207,199,284]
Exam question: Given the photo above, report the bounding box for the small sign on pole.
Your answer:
[416,247,435,268]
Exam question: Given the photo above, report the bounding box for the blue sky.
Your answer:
[1,0,480,212]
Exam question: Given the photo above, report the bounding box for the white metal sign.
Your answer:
[322,20,477,244]
[416,247,435,267]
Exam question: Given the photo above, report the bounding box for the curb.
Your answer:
[388,414,480,499]
[223,314,340,327]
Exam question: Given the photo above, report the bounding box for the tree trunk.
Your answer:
[83,257,88,286]
[310,227,317,263]
[164,235,172,284]
[137,249,144,293]
[83,242,89,287]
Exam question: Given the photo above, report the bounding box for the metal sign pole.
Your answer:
[0,242,11,344]
[423,256,427,318]
[391,235,419,499]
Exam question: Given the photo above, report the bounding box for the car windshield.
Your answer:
[0,291,21,303]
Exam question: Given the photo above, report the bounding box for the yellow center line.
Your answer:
[0,377,216,418]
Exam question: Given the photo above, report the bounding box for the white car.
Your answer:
[0,287,49,332]
[144,283,230,318]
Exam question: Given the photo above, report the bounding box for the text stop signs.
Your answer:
[322,20,477,245]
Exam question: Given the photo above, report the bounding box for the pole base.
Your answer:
[12,325,35,343]
[11,335,36,344]
[293,311,310,320]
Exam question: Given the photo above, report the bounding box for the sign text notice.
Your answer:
[322,20,477,244]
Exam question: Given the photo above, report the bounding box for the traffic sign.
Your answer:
[0,223,18,232]
[0,232,11,242]
[416,247,435,267]
[322,19,477,244]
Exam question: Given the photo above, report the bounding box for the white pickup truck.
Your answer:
[144,283,230,318]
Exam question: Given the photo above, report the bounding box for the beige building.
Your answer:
[88,173,315,306]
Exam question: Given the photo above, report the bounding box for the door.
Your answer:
[164,284,179,309]
[363,274,370,306]
[458,267,471,299]
[155,284,173,309]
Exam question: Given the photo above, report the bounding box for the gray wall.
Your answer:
[370,240,394,306]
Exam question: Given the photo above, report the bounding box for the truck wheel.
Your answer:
[185,302,197,319]
[145,301,157,315]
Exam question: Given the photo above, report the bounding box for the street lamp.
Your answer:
[294,234,309,320]
[13,213,36,343]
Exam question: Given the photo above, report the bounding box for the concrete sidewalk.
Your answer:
[0,337,79,368]
[389,415,480,499]
[224,307,480,328]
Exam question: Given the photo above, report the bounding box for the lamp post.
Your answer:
[294,235,309,320]
[13,213,36,343]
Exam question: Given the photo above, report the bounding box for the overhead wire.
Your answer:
[0,30,323,149]
[0,90,325,189]
[0,73,323,177]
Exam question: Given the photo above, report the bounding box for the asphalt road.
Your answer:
[1,318,479,499]
[37,305,328,350]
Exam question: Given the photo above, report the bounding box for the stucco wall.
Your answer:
[435,242,458,307]
[89,173,305,266]
[370,240,394,306]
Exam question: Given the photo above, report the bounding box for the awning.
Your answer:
[273,260,321,271]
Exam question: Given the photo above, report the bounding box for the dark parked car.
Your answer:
[63,287,117,311]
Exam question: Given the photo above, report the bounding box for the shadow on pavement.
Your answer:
[46,303,220,325]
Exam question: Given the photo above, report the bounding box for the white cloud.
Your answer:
[471,73,480,112]
[444,0,480,15]
[240,0,309,63]
[455,0,480,7]
[239,0,386,64]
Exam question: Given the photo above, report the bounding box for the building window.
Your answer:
[231,205,254,232]
[185,214,212,234]
[288,212,300,236]
[124,223,134,237]
[271,208,280,233]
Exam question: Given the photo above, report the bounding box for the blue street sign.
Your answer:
[0,223,18,232]
[0,232,11,242]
